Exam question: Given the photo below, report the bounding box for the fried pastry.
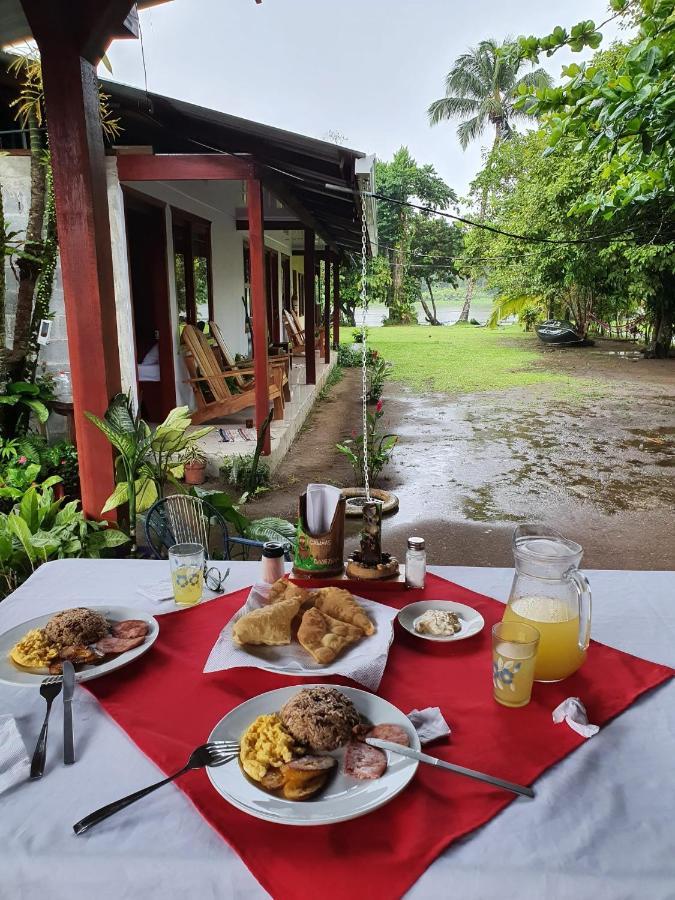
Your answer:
[313,588,375,636]
[232,597,301,647]
[297,607,364,665]
[267,578,312,609]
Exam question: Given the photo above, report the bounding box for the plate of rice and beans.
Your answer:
[207,685,420,825]
[0,606,159,686]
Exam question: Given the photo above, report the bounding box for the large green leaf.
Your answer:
[0,395,19,406]
[246,516,297,548]
[86,527,129,551]
[22,398,50,423]
[0,531,13,563]
[7,514,37,563]
[8,381,40,396]
[55,500,82,526]
[101,480,130,513]
[135,475,158,513]
[19,487,39,533]
[192,487,250,536]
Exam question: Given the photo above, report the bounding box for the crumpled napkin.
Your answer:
[552,697,599,738]
[408,707,451,744]
[0,715,29,794]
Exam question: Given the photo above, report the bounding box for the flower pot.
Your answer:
[184,460,207,485]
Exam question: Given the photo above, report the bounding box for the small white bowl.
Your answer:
[397,600,485,643]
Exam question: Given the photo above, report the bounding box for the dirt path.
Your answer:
[247,340,675,570]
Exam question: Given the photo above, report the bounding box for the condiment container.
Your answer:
[405,536,426,589]
[261,541,285,584]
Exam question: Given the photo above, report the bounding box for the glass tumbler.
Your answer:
[492,621,540,708]
[169,543,205,606]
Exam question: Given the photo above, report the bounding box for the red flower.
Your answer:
[18,456,27,465]
[351,429,356,437]
[376,399,384,414]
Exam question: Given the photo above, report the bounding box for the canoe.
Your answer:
[536,320,594,346]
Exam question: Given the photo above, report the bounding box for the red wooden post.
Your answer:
[36,46,121,518]
[304,228,316,384]
[332,254,340,349]
[247,178,271,455]
[323,254,331,363]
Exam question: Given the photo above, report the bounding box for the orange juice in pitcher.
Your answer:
[503,525,591,682]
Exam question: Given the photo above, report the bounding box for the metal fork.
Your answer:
[73,740,239,834]
[30,676,63,780]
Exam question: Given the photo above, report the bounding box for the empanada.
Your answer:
[297,607,363,665]
[313,588,375,636]
[268,578,312,609]
[232,597,301,647]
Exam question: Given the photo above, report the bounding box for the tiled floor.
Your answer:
[195,352,336,476]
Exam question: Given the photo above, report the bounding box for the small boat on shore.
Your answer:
[536,320,594,347]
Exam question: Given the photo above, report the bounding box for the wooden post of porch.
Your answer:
[332,254,340,349]
[323,254,331,364]
[304,228,316,384]
[247,178,271,455]
[32,43,121,518]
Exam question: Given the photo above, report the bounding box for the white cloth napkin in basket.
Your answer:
[204,583,399,691]
[0,715,29,795]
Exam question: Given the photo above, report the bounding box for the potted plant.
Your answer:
[183,445,208,486]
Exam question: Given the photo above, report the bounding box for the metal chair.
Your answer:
[144,494,264,561]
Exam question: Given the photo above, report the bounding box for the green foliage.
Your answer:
[0,481,128,597]
[0,380,52,437]
[221,454,271,496]
[336,403,398,486]
[86,395,212,547]
[428,38,553,148]
[366,355,393,403]
[339,257,391,325]
[487,295,544,329]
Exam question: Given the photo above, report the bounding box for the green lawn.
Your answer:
[362,324,574,395]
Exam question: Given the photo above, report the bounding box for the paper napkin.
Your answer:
[0,715,29,794]
[552,697,599,738]
[204,582,399,692]
[408,707,451,744]
[137,581,175,603]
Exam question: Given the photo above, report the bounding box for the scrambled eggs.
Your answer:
[10,629,59,669]
[240,714,296,782]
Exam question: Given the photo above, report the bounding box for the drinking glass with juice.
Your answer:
[492,621,540,708]
[169,543,205,606]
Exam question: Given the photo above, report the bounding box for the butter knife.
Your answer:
[63,661,75,765]
[365,738,534,799]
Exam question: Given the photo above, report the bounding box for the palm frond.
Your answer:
[487,294,541,328]
[456,114,488,150]
[427,96,480,125]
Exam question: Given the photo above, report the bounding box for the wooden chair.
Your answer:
[208,321,291,402]
[181,324,284,426]
[286,308,326,355]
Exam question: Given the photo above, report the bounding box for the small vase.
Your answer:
[184,461,207,486]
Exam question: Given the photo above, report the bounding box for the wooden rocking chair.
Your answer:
[284,309,326,355]
[181,324,284,426]
[208,321,291,402]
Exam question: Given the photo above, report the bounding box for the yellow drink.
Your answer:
[171,565,203,606]
[503,596,586,682]
[493,640,537,707]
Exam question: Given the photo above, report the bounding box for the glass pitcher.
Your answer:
[502,524,591,682]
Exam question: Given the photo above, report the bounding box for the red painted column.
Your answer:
[304,229,316,384]
[247,178,271,455]
[333,254,340,349]
[323,254,331,363]
[37,47,121,518]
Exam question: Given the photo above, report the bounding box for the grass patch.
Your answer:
[360,325,586,396]
[317,364,344,400]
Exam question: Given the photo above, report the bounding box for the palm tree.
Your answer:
[428,40,551,321]
[428,39,551,149]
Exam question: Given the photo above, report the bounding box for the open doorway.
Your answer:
[124,193,176,422]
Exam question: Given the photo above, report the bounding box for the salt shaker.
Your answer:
[405,537,426,589]
[261,541,285,584]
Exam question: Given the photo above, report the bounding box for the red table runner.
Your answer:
[87,574,672,900]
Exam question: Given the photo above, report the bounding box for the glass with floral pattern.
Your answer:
[169,543,205,606]
[492,621,540,708]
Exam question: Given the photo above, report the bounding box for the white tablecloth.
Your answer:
[0,560,673,900]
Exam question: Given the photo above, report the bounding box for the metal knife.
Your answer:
[63,661,76,765]
[365,738,535,799]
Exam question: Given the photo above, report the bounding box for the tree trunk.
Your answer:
[645,271,674,358]
[9,115,46,372]
[420,277,441,325]
[457,277,474,322]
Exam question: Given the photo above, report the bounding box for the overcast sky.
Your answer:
[105,0,624,200]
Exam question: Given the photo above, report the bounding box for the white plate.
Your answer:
[398,600,485,643]
[0,606,159,687]
[206,685,419,826]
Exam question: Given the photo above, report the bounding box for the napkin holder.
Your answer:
[293,492,346,578]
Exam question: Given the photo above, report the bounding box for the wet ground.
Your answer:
[247,340,675,570]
